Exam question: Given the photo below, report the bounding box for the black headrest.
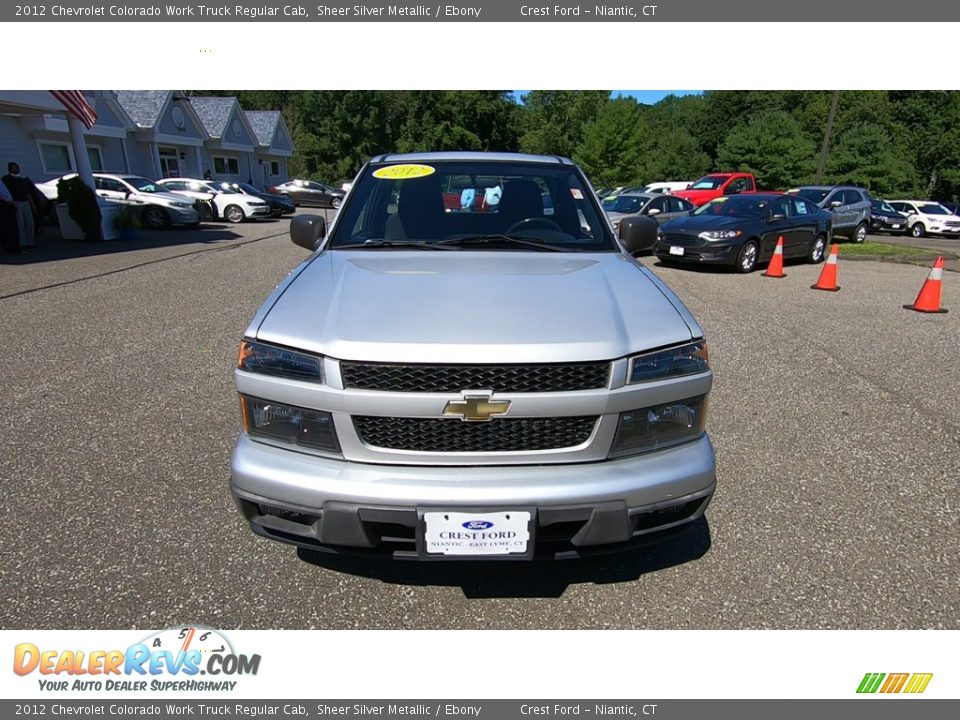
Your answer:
[498,180,543,226]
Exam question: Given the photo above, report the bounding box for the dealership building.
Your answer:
[0,90,294,189]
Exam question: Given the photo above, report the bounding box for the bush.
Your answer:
[112,207,141,231]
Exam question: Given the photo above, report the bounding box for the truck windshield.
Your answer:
[690,176,727,190]
[328,160,617,252]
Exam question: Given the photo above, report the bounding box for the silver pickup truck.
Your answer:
[231,152,715,560]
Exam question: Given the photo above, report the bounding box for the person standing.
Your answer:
[2,162,36,247]
[0,178,23,254]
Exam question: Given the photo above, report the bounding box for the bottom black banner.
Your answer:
[3,700,956,719]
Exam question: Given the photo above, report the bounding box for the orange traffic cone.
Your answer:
[763,236,786,278]
[904,256,948,313]
[811,244,840,291]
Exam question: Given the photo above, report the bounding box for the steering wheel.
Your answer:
[505,217,564,235]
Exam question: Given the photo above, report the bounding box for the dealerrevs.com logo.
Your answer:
[13,627,261,692]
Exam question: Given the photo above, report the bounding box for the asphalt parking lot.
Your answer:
[1,219,957,629]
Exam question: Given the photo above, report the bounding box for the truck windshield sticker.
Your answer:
[372,164,436,180]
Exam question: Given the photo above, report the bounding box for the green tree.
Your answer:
[717,111,817,189]
[824,122,917,196]
[573,97,646,186]
[519,91,610,157]
[891,91,960,199]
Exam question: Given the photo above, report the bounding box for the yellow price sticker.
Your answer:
[372,164,436,180]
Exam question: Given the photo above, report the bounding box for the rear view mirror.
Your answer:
[618,215,659,256]
[291,214,326,251]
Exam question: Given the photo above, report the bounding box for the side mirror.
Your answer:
[646,207,661,216]
[769,213,787,222]
[618,215,659,256]
[829,200,842,209]
[724,187,740,195]
[290,214,326,251]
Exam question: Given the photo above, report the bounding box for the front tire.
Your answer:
[853,222,868,244]
[808,234,827,263]
[143,206,169,230]
[224,204,245,224]
[911,223,926,238]
[735,240,759,273]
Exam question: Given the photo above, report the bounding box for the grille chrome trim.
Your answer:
[353,416,599,453]
[340,361,611,393]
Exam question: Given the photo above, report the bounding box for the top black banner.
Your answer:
[5,0,955,22]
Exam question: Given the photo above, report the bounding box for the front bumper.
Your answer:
[230,432,716,559]
[655,239,737,265]
[168,207,200,224]
[248,205,271,217]
[870,218,904,233]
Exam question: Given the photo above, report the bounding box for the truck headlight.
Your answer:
[238,340,324,383]
[628,340,709,384]
[698,229,741,240]
[609,396,707,457]
[240,396,340,453]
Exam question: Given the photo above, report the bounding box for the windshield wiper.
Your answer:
[435,234,568,252]
[334,240,456,250]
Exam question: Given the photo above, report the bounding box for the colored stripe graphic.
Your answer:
[880,673,909,693]
[857,673,885,693]
[857,672,933,694]
[903,673,933,694]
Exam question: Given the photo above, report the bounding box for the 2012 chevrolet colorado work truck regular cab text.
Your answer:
[231,152,716,561]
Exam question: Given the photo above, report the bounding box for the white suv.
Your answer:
[158,178,270,223]
[888,200,960,238]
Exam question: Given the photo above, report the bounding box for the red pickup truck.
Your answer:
[673,173,758,206]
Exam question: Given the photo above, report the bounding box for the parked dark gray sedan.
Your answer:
[270,179,345,209]
[655,193,833,273]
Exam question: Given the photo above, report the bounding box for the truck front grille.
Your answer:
[353,416,598,453]
[340,361,610,393]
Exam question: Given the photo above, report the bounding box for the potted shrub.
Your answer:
[113,207,141,241]
[56,176,103,241]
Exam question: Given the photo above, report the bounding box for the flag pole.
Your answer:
[67,114,95,190]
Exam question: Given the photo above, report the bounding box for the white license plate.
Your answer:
[892,224,901,229]
[669,246,684,256]
[423,511,531,556]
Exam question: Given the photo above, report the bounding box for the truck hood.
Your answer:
[255,251,696,363]
[672,189,718,205]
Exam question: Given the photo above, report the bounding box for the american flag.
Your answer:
[50,90,98,129]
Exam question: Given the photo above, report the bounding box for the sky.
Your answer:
[511,90,703,105]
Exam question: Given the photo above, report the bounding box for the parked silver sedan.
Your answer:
[603,192,695,233]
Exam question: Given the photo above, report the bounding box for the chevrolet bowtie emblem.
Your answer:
[442,394,511,422]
